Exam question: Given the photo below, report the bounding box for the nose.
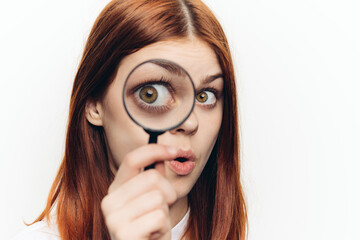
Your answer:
[169,111,199,136]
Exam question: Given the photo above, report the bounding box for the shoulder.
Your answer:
[12,220,60,240]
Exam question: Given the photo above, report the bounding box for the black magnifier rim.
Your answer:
[122,58,196,133]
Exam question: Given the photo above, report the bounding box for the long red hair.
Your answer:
[33,0,247,239]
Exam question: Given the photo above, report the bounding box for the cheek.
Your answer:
[204,103,223,135]
[103,122,147,166]
[196,105,223,162]
[101,98,148,167]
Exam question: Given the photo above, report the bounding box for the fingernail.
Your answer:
[167,146,177,155]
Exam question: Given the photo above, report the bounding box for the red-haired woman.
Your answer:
[14,0,247,239]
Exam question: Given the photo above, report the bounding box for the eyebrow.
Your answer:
[150,59,223,83]
[150,59,186,77]
[202,73,224,84]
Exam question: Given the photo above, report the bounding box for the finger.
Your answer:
[155,161,165,176]
[102,170,177,216]
[104,189,169,232]
[114,209,171,240]
[133,209,171,240]
[110,144,177,192]
[123,189,169,221]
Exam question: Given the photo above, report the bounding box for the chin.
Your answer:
[169,175,197,198]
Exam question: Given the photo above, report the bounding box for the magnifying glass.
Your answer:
[123,59,195,169]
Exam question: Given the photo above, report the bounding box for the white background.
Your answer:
[1,0,359,239]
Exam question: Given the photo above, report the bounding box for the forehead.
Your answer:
[116,38,222,84]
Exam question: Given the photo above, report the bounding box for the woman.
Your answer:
[15,0,247,239]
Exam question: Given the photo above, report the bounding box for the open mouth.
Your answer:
[168,149,195,176]
[174,157,188,163]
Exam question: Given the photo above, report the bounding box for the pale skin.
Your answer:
[86,37,224,240]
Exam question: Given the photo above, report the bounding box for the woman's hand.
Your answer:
[101,144,178,240]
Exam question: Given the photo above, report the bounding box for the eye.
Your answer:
[139,86,158,103]
[196,90,216,106]
[135,83,173,108]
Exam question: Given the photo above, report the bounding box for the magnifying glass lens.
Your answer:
[123,59,195,132]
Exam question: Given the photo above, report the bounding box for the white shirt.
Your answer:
[12,209,190,240]
[171,208,190,240]
[12,218,60,240]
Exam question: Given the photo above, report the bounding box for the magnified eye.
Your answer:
[135,83,173,110]
[196,90,216,105]
[139,86,158,103]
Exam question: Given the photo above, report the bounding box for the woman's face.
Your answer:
[88,38,223,199]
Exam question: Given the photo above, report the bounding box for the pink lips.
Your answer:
[168,149,195,176]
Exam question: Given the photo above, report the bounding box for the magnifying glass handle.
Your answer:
[148,133,159,144]
[144,130,165,170]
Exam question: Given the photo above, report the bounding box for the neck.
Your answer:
[169,195,189,228]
